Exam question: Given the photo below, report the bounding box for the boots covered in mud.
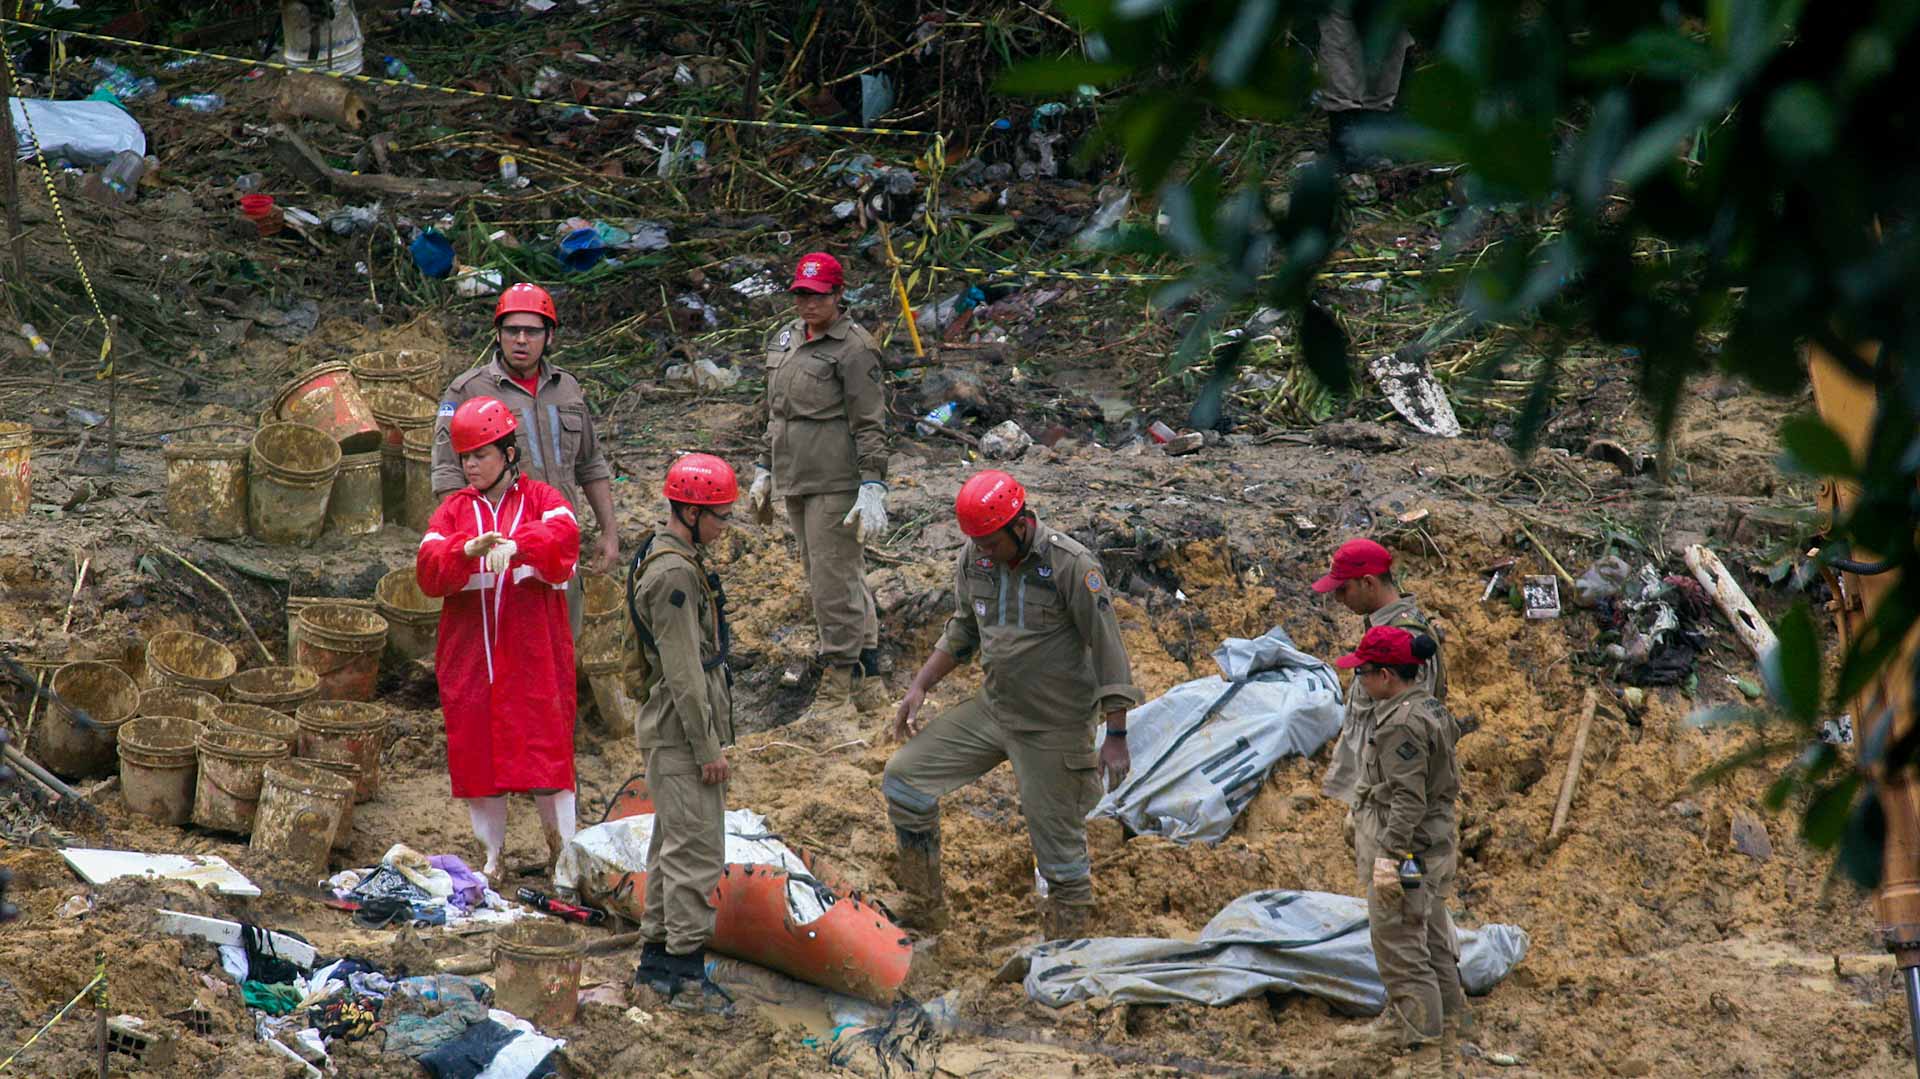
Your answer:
[1039,895,1094,941]
[853,647,890,717]
[798,664,860,730]
[632,943,735,1015]
[1337,1001,1450,1077]
[890,827,951,931]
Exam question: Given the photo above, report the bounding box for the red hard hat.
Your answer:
[495,282,558,326]
[789,252,844,294]
[449,396,519,454]
[955,470,1026,537]
[664,453,738,505]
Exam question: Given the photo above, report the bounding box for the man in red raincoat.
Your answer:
[417,396,582,880]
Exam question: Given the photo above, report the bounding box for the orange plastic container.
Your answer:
[270,362,383,454]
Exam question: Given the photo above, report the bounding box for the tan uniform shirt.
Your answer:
[627,530,734,766]
[762,315,888,497]
[432,357,612,512]
[934,513,1141,732]
[1324,594,1446,804]
[1356,686,1460,862]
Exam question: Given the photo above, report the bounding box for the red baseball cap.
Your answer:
[1335,625,1419,669]
[790,252,844,294]
[1311,537,1393,593]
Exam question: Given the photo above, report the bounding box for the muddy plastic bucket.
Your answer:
[250,423,340,546]
[351,348,444,406]
[118,716,204,825]
[494,920,582,1028]
[373,390,439,520]
[251,759,352,875]
[227,666,320,715]
[293,700,386,801]
[210,702,299,752]
[271,362,382,454]
[30,661,139,779]
[163,442,249,538]
[281,0,364,75]
[305,759,361,848]
[325,449,383,536]
[374,568,441,662]
[138,686,218,724]
[286,595,376,656]
[294,604,388,701]
[576,573,626,676]
[145,630,237,697]
[0,422,28,519]
[401,426,438,533]
[192,728,290,835]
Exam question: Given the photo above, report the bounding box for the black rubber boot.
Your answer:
[633,941,676,995]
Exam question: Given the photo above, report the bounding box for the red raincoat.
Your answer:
[417,474,580,798]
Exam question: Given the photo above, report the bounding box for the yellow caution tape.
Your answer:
[0,972,104,1071]
[0,17,941,138]
[0,27,113,372]
[924,263,1456,285]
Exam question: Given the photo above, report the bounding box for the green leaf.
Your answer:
[1777,415,1857,477]
[1764,81,1837,161]
[1298,302,1353,396]
[995,60,1132,96]
[1802,773,1862,849]
[1762,602,1822,726]
[1211,0,1277,87]
[1838,786,1886,890]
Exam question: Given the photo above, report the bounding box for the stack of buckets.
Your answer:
[81,628,395,875]
[163,354,444,545]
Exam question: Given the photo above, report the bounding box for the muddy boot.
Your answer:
[891,827,950,931]
[632,941,677,997]
[664,949,735,1015]
[852,649,889,717]
[798,664,859,729]
[1438,1014,1461,1077]
[1387,1038,1444,1078]
[1335,1002,1415,1049]
[1039,897,1094,942]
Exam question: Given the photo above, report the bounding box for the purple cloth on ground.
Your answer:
[430,855,487,910]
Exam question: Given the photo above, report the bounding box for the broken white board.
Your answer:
[62,848,260,897]
[155,910,316,970]
[1367,349,1461,438]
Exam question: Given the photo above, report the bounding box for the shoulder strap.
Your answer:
[623,537,718,658]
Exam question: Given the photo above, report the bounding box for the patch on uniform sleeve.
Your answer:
[1085,569,1105,593]
[1036,565,1052,578]
[775,329,792,350]
[1395,740,1420,762]
[438,400,457,418]
[669,590,686,608]
[868,365,884,384]
[974,557,995,570]
[973,599,988,618]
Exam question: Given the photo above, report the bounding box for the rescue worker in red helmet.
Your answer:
[881,470,1140,939]
[431,282,620,640]
[625,453,739,1012]
[416,396,582,881]
[746,252,891,728]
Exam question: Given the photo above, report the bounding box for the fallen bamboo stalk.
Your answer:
[59,556,88,635]
[1684,544,1779,660]
[1548,687,1599,843]
[1518,523,1578,590]
[270,124,484,200]
[5,743,89,809]
[157,545,275,666]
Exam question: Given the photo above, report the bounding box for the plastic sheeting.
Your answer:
[554,808,829,923]
[1090,627,1343,843]
[1024,889,1530,1013]
[10,99,145,164]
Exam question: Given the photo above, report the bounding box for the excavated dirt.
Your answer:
[0,326,1904,1078]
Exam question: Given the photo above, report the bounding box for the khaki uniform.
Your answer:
[882,516,1139,901]
[1324,594,1446,805]
[433,357,613,636]
[1318,9,1411,113]
[1355,686,1466,1041]
[625,529,734,955]
[763,316,887,665]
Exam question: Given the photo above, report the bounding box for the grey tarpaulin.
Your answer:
[1024,890,1529,1012]
[1089,627,1343,843]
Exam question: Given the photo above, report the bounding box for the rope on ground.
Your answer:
[0,967,105,1072]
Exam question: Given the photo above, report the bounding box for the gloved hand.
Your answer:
[842,481,889,543]
[483,539,518,575]
[748,466,774,525]
[1371,857,1402,896]
[463,531,504,559]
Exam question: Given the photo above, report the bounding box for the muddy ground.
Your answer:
[0,303,1905,1077]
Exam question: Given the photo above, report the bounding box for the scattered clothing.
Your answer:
[432,855,488,910]
[421,1019,524,1079]
[242,980,305,1016]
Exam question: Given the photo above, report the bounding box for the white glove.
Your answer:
[842,482,889,544]
[483,539,517,575]
[464,531,504,559]
[748,465,774,525]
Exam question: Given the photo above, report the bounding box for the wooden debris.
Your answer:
[1548,688,1599,843]
[1683,544,1779,660]
[271,124,485,200]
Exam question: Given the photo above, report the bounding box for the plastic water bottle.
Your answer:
[498,154,518,183]
[90,59,156,100]
[18,323,49,356]
[383,56,417,82]
[916,401,959,436]
[171,93,226,112]
[81,150,145,206]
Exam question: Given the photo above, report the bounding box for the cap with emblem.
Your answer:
[789,251,845,294]
[1311,537,1393,593]
[955,469,1027,537]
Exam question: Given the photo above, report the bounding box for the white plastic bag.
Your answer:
[11,99,146,164]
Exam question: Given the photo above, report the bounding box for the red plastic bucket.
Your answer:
[271,362,383,454]
[239,193,284,237]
